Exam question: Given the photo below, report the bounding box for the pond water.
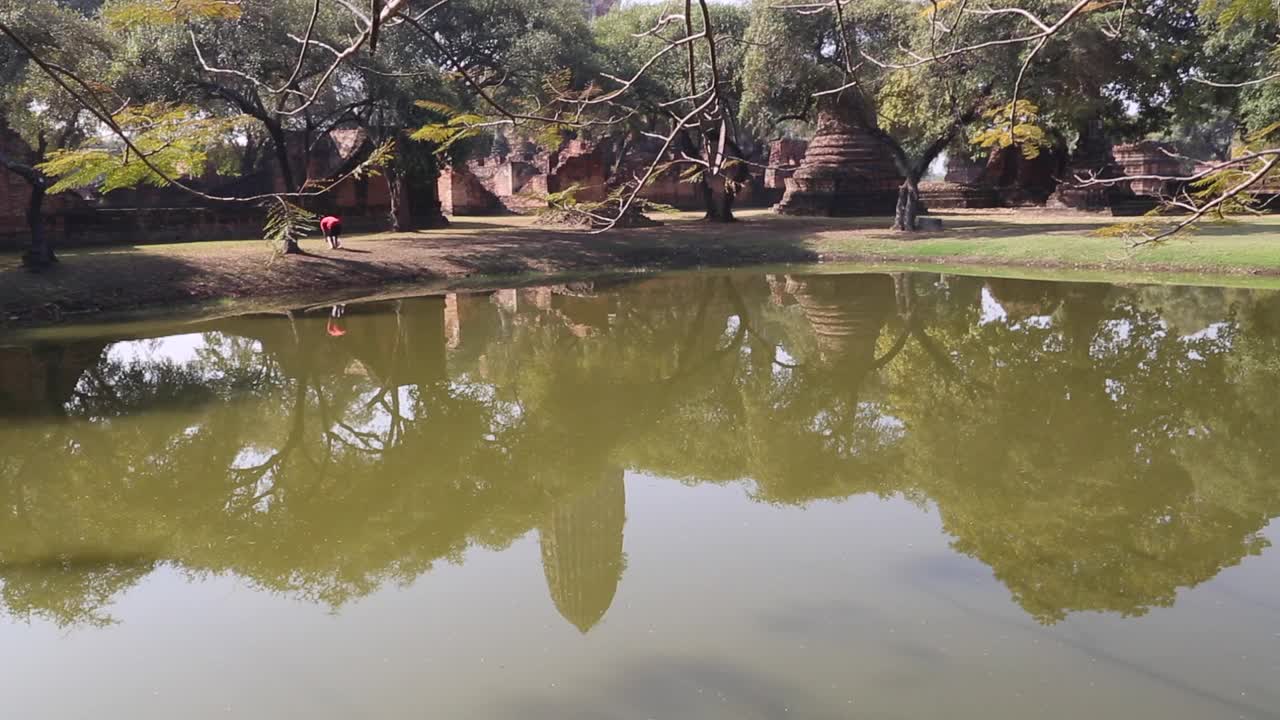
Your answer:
[1,270,1279,719]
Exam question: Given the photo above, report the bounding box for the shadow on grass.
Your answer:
[0,240,451,330]
[936,215,1280,240]
[17,209,1270,330]
[370,216,827,279]
[427,220,528,232]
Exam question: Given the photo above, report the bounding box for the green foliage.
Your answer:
[740,0,841,135]
[38,103,247,194]
[533,122,569,151]
[1200,0,1277,25]
[1092,212,1181,240]
[357,140,396,180]
[1191,158,1279,218]
[740,0,1017,161]
[537,182,675,228]
[262,199,317,252]
[592,2,751,140]
[410,101,486,157]
[1177,122,1280,222]
[413,0,598,119]
[0,0,115,156]
[103,0,242,30]
[543,182,586,209]
[971,100,1051,160]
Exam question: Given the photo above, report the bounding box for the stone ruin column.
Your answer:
[774,102,903,217]
[1112,141,1186,198]
[918,154,1001,209]
[1048,118,1138,213]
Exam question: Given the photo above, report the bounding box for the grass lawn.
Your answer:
[791,209,1280,275]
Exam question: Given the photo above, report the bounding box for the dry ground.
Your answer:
[3,210,1279,331]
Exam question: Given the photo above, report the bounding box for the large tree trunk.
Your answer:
[266,122,302,254]
[862,89,989,233]
[381,167,401,229]
[1,141,58,269]
[702,175,736,223]
[22,181,56,269]
[240,135,261,177]
[384,146,414,233]
[892,178,923,232]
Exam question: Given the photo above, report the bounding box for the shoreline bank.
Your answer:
[4,211,1280,333]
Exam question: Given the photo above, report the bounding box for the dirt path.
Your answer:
[0,214,835,330]
[3,211,1279,331]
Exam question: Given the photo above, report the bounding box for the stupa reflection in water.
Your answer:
[539,467,627,633]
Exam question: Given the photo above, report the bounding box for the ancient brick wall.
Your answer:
[766,139,808,190]
[548,140,607,203]
[0,125,82,246]
[438,166,500,215]
[944,154,988,186]
[0,126,434,250]
[1113,142,1186,197]
[639,168,704,209]
[0,165,30,240]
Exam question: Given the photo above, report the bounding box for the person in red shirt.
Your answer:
[320,215,343,249]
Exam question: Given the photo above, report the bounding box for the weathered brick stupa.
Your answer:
[774,102,903,217]
[764,138,808,193]
[1049,120,1151,215]
[1112,141,1186,198]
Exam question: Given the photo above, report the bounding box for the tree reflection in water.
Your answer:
[1,272,1278,629]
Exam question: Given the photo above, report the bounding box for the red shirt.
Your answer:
[320,216,342,233]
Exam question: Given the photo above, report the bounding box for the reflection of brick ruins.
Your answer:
[774,107,903,216]
[779,273,896,404]
[0,343,107,417]
[785,274,894,367]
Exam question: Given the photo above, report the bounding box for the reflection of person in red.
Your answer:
[326,305,347,337]
[320,215,343,249]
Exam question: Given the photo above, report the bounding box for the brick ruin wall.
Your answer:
[439,138,779,216]
[0,128,441,250]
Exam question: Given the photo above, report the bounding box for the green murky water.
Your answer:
[2,270,1279,719]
